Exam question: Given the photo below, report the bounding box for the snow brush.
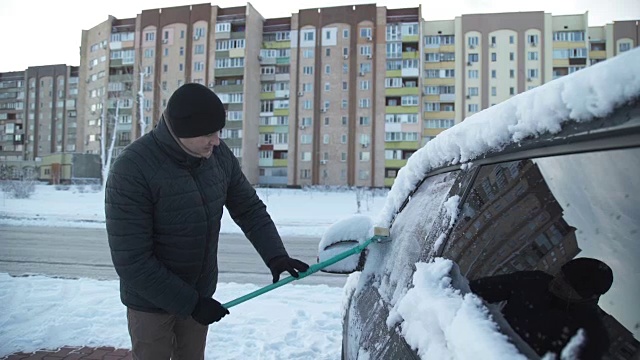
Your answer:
[222,227,391,309]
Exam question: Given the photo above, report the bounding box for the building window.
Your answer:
[303,30,315,41]
[528,51,538,60]
[619,43,631,53]
[491,53,497,62]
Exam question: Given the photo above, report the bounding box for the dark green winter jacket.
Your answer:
[105,117,287,317]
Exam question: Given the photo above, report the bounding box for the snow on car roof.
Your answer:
[376,47,640,228]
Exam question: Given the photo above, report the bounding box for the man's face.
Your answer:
[179,131,221,158]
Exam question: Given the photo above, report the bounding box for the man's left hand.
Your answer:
[268,255,310,283]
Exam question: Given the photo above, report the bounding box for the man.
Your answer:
[470,258,613,359]
[105,83,309,359]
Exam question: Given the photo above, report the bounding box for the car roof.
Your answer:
[375,48,640,229]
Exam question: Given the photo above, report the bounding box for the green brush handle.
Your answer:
[222,235,380,309]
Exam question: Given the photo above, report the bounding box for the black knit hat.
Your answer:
[561,258,613,298]
[164,83,226,138]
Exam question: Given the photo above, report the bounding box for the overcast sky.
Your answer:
[0,0,638,72]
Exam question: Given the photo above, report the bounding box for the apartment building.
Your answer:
[3,4,633,186]
[421,14,638,160]
[24,65,79,159]
[268,5,422,188]
[73,5,637,188]
[589,20,640,65]
[0,71,25,165]
[78,17,136,158]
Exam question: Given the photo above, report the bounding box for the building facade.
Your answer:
[1,4,638,187]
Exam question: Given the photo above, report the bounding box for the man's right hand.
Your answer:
[191,297,229,325]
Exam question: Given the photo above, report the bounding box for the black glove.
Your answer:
[267,255,310,283]
[191,297,229,325]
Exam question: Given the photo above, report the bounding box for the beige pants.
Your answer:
[127,308,209,360]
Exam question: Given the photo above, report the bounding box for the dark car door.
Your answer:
[441,147,640,359]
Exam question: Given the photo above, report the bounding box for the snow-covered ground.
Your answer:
[0,185,386,238]
[0,185,382,358]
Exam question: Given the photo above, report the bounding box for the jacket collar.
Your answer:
[152,115,205,169]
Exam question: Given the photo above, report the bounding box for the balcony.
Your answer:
[229,48,245,58]
[259,56,277,65]
[385,159,407,168]
[386,105,419,114]
[402,34,419,43]
[259,158,274,167]
[401,68,419,77]
[439,93,455,102]
[109,74,133,83]
[273,108,289,116]
[275,73,290,82]
[423,128,445,137]
[263,41,291,49]
[260,73,276,82]
[215,68,244,77]
[230,32,246,39]
[385,141,419,150]
[275,90,290,98]
[402,51,419,60]
[386,69,402,77]
[424,111,455,119]
[276,57,290,65]
[273,159,287,167]
[260,92,276,100]
[215,84,243,93]
[385,87,420,97]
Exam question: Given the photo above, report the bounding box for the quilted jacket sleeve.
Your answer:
[221,143,288,265]
[105,153,198,316]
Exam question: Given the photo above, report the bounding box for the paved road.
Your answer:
[0,225,347,287]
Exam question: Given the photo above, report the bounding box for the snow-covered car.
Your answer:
[318,48,640,359]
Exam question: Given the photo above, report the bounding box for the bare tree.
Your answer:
[137,70,152,138]
[354,186,366,214]
[100,101,119,189]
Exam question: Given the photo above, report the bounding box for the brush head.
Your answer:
[373,227,391,242]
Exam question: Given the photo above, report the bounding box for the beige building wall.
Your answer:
[78,17,112,155]
[243,4,265,184]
